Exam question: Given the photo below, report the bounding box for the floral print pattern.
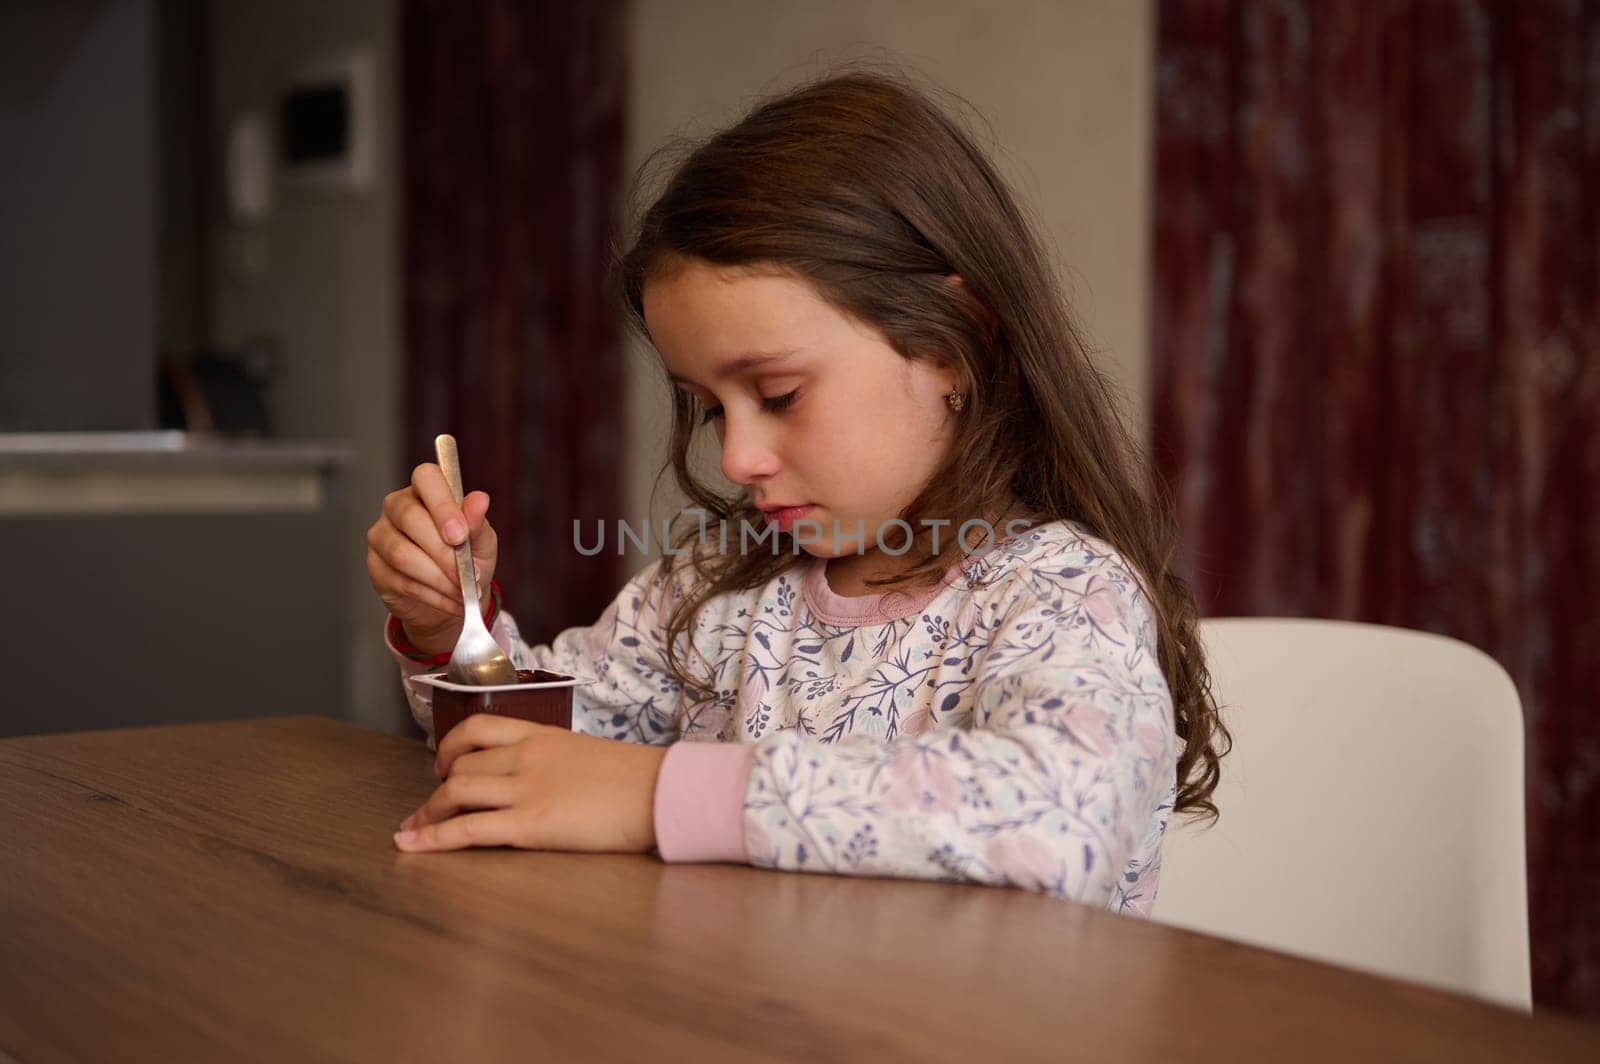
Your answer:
[399,520,1177,915]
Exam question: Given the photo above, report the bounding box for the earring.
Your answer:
[946,391,966,412]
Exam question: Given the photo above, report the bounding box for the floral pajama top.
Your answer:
[391,519,1178,915]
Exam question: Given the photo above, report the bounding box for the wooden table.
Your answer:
[2,716,1596,1062]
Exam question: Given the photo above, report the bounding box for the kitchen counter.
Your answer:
[0,430,350,736]
[0,431,350,514]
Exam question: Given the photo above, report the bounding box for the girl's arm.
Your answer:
[653,548,1178,913]
[388,558,686,751]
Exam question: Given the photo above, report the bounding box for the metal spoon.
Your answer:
[434,434,519,686]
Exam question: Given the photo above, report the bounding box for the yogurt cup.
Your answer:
[408,668,590,743]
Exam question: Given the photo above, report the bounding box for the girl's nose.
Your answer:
[718,414,780,485]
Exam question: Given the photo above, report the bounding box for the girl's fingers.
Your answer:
[395,809,522,853]
[373,526,463,605]
[409,462,470,546]
[446,745,519,778]
[405,773,521,830]
[462,490,491,532]
[463,491,498,558]
[366,550,462,618]
[389,496,466,591]
[434,715,538,777]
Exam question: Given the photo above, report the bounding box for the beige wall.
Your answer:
[205,0,403,732]
[624,0,1155,532]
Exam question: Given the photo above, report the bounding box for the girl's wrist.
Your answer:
[628,744,670,853]
[389,580,503,664]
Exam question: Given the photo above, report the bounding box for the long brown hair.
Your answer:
[616,69,1229,823]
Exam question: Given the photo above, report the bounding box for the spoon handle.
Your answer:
[433,434,483,617]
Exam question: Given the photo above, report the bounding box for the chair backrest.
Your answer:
[1153,618,1532,1010]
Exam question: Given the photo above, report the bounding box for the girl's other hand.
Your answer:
[366,462,498,657]
[392,716,667,854]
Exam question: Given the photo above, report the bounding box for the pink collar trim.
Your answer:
[800,514,1045,628]
[801,556,958,627]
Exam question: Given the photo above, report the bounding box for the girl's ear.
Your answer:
[936,360,966,398]
[946,274,1000,339]
[934,274,990,398]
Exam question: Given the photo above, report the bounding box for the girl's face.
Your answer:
[643,258,962,586]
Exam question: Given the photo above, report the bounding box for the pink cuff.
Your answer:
[653,742,756,864]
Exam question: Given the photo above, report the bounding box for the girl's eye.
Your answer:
[698,389,800,425]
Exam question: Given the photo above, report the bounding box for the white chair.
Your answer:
[1152,617,1532,1011]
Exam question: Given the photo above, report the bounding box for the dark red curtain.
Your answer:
[402,1,627,648]
[1155,0,1599,1015]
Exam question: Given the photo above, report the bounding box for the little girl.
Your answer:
[366,71,1227,916]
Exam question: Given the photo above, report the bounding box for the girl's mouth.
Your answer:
[761,504,816,533]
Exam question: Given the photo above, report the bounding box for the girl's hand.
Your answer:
[366,462,498,657]
[393,715,668,854]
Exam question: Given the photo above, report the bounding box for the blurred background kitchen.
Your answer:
[0,0,1593,1017]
